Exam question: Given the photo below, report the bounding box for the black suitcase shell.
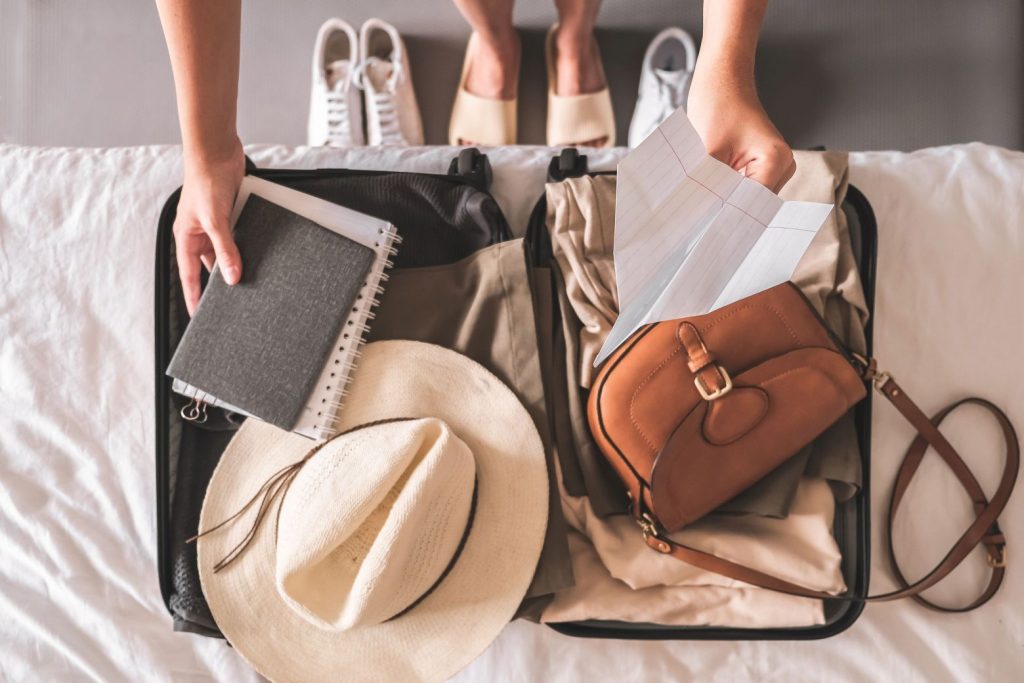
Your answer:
[155,148,876,642]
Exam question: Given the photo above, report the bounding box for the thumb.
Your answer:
[207,221,243,285]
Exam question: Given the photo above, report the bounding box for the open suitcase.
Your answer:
[154,147,877,641]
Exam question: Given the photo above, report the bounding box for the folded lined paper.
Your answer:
[595,108,833,366]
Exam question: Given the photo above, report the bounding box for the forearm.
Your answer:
[156,0,242,168]
[697,0,766,96]
[689,1,793,190]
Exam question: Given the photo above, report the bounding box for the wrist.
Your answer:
[694,47,755,88]
[183,134,243,178]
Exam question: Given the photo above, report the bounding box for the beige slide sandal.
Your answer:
[448,33,517,146]
[545,24,615,148]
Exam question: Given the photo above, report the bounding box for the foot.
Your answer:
[459,32,520,145]
[553,27,608,147]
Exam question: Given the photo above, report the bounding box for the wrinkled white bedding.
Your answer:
[0,142,1021,682]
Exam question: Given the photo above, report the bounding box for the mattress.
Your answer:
[0,142,1021,682]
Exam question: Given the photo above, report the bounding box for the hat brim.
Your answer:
[198,340,549,683]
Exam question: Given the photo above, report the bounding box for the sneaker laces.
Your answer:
[353,57,405,145]
[324,86,353,146]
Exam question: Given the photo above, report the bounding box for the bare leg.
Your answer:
[452,0,520,100]
[553,0,607,145]
[553,0,604,95]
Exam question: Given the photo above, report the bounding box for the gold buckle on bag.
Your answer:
[694,366,733,401]
[636,513,672,553]
[988,545,1008,569]
[872,371,892,391]
[850,352,893,391]
[636,513,659,541]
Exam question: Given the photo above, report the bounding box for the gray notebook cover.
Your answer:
[167,194,375,430]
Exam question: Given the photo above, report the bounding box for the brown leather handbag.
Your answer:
[588,282,1019,611]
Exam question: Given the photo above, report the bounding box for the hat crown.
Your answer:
[274,417,475,631]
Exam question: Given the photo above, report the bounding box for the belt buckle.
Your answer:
[872,370,892,392]
[987,545,1007,569]
[694,365,733,401]
[851,352,892,392]
[635,513,672,554]
[635,512,659,541]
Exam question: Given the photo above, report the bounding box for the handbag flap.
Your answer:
[650,346,865,529]
[589,282,866,526]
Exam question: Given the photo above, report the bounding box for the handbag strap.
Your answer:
[640,363,1020,612]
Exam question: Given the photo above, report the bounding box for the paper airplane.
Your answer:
[594,108,834,366]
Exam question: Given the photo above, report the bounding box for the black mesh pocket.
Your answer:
[166,422,236,636]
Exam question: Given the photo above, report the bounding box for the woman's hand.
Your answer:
[689,0,795,193]
[156,0,244,315]
[174,139,245,315]
[687,60,795,192]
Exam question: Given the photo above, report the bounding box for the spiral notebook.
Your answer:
[167,176,400,440]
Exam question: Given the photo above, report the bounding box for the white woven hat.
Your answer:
[196,340,548,683]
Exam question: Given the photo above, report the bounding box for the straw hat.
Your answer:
[196,340,548,683]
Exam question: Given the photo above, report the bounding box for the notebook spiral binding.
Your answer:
[312,228,402,440]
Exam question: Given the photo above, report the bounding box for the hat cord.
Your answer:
[187,417,416,573]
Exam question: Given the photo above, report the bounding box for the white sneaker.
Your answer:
[354,19,424,146]
[308,19,364,147]
[627,27,697,148]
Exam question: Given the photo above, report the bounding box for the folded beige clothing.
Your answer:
[546,175,617,391]
[565,477,845,592]
[543,478,844,626]
[787,151,869,357]
[787,151,869,503]
[541,533,827,628]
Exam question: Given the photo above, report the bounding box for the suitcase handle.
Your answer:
[547,148,589,182]
[447,147,493,192]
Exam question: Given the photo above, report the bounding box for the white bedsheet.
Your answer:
[0,142,1021,682]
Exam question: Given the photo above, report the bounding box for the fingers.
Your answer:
[175,238,203,317]
[173,142,246,313]
[745,146,797,193]
[173,214,236,317]
[206,221,242,285]
[771,154,797,193]
[200,251,215,272]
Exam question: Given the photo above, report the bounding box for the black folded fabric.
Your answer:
[296,173,511,267]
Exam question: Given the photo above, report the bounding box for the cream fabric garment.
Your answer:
[542,532,827,627]
[563,478,845,591]
[787,151,868,356]
[543,477,844,626]
[547,178,619,389]
[786,151,868,500]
